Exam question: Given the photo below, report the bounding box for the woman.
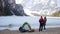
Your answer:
[43,16,47,30]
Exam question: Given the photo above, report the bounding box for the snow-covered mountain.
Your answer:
[15,0,59,16]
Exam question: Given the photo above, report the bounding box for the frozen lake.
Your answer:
[0,16,60,30]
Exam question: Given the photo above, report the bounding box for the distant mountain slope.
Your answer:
[52,10,60,17]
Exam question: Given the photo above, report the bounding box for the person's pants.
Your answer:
[43,23,46,30]
[39,23,44,31]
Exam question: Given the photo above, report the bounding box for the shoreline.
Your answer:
[0,26,60,30]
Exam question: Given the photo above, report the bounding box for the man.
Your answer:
[39,16,44,32]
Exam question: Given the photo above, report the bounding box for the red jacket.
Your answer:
[44,18,47,23]
[39,18,44,22]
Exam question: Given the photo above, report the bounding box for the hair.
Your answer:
[41,16,42,18]
[44,16,46,19]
